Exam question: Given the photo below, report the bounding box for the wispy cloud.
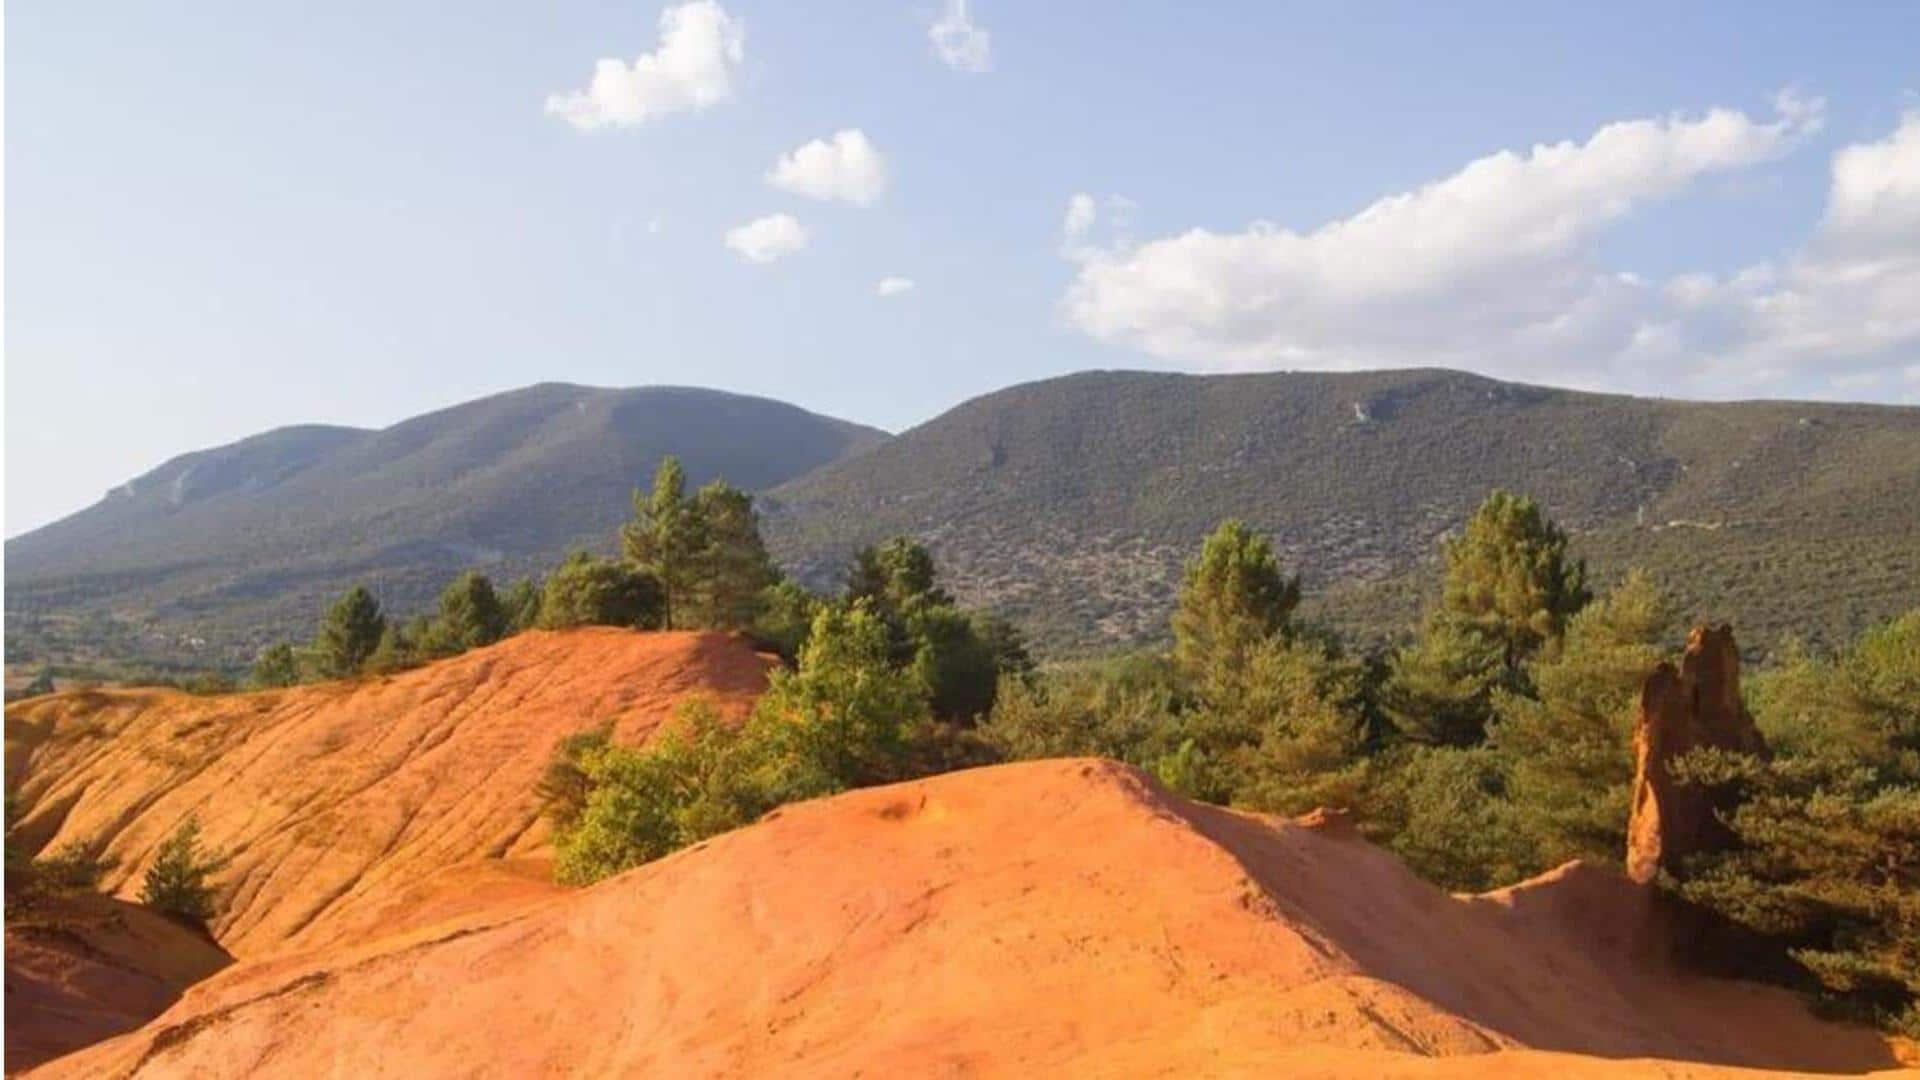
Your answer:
[929,0,991,73]
[877,276,916,297]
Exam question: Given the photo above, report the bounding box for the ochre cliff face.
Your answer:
[1625,624,1769,886]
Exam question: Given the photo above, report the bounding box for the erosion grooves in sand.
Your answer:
[4,629,773,960]
[33,759,1910,1078]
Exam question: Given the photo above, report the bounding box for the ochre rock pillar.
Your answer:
[1625,624,1768,885]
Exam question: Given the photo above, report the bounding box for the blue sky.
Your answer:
[8,1,1919,535]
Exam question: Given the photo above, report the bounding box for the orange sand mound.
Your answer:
[5,891,233,1073]
[33,759,1907,1078]
[4,629,772,961]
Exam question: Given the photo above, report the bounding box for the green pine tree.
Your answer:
[1172,519,1301,702]
[687,480,778,630]
[1487,568,1672,866]
[435,571,509,651]
[314,585,386,678]
[139,817,227,926]
[621,457,706,629]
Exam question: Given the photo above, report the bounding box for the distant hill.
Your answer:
[5,384,885,671]
[762,369,1920,654]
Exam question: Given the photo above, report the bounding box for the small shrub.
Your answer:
[139,817,227,926]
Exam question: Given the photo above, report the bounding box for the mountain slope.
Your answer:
[6,384,885,670]
[763,368,1920,653]
[31,760,1906,1077]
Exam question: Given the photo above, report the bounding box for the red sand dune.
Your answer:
[29,758,1911,1078]
[4,629,772,960]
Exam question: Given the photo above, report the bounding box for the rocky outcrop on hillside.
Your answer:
[1625,624,1769,886]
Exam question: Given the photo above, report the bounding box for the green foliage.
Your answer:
[33,841,118,894]
[553,604,933,886]
[752,580,823,661]
[1361,745,1536,892]
[535,728,612,831]
[249,642,301,688]
[983,655,1183,765]
[688,481,780,630]
[905,604,1002,724]
[847,537,952,612]
[314,585,386,678]
[1440,490,1591,667]
[837,537,1016,723]
[538,552,667,630]
[1172,519,1301,698]
[753,604,932,790]
[622,456,704,629]
[502,577,544,633]
[435,571,509,652]
[552,703,767,885]
[139,817,227,926]
[1487,569,1672,866]
[1383,493,1590,746]
[620,458,779,631]
[1380,615,1507,745]
[1671,609,1920,1032]
[1224,636,1370,816]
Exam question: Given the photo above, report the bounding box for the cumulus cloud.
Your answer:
[546,1,744,130]
[876,276,916,297]
[768,130,889,205]
[1054,94,1920,398]
[724,214,806,263]
[930,0,991,73]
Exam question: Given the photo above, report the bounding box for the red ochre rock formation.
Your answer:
[29,760,1908,1078]
[4,628,773,962]
[1626,624,1769,886]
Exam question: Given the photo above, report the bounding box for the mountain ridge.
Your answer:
[6,383,886,671]
[9,368,1919,671]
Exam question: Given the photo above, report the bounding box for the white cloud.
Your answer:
[724,214,807,263]
[876,276,916,297]
[1056,94,1920,398]
[930,0,991,73]
[768,130,889,206]
[546,1,745,131]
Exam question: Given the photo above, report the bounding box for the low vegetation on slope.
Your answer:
[762,368,1920,655]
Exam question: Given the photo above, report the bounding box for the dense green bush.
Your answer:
[552,604,932,885]
[538,553,667,630]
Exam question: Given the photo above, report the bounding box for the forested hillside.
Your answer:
[763,369,1920,654]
